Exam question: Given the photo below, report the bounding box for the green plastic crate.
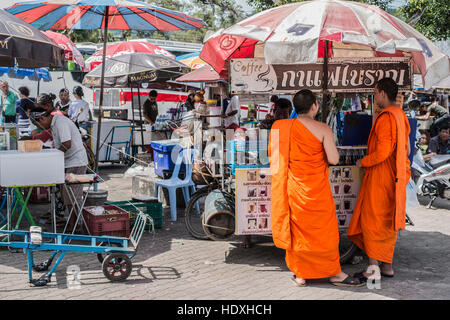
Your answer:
[105,200,163,230]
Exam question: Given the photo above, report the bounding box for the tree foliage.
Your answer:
[398,0,450,41]
[246,0,393,12]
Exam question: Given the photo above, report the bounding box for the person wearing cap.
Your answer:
[29,93,63,137]
[68,86,90,130]
[415,96,448,121]
[34,110,88,232]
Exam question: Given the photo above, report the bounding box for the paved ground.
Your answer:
[0,165,449,300]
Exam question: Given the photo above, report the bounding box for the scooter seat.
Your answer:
[429,154,450,169]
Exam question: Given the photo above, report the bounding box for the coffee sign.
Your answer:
[231,58,412,94]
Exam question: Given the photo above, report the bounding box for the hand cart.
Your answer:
[0,211,152,287]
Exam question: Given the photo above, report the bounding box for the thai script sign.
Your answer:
[230,57,412,94]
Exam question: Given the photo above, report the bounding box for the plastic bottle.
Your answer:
[234,128,246,165]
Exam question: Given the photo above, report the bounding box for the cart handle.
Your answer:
[129,211,153,249]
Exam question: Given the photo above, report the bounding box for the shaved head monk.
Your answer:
[348,78,411,282]
[270,89,363,287]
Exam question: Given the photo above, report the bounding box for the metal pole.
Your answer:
[321,40,330,123]
[94,5,110,173]
[137,86,145,153]
[131,86,136,156]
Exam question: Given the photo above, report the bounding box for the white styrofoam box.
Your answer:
[0,149,65,187]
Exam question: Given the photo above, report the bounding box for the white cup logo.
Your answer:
[110,63,126,74]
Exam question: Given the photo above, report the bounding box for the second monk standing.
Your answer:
[270,90,363,287]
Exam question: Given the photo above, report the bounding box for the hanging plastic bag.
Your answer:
[406,178,420,209]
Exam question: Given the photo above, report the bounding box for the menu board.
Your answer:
[235,168,272,235]
[329,166,364,229]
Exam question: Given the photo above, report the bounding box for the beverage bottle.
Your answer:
[234,128,246,165]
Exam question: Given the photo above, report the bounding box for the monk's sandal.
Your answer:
[330,275,365,287]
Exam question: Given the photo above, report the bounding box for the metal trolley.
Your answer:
[0,212,152,287]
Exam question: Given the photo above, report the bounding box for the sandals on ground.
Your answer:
[291,275,307,287]
[330,275,365,287]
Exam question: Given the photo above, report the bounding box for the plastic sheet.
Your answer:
[406,178,420,209]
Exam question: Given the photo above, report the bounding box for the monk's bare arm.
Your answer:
[323,125,339,165]
[361,114,394,168]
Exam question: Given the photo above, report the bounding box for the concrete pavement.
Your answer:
[0,166,449,300]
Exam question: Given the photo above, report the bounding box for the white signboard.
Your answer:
[230,57,412,94]
[235,168,272,235]
[329,165,364,229]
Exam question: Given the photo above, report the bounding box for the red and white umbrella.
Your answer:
[200,0,449,89]
[85,40,176,70]
[43,30,86,71]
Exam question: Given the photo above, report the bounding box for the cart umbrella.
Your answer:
[82,52,190,88]
[86,40,176,71]
[200,0,449,90]
[6,0,206,173]
[0,9,63,68]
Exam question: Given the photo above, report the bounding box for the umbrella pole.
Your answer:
[321,40,330,123]
[137,86,145,153]
[131,86,136,157]
[94,6,110,179]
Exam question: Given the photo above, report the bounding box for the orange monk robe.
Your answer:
[347,106,411,263]
[269,119,341,279]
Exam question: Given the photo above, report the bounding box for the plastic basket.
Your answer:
[82,205,130,237]
[105,200,163,230]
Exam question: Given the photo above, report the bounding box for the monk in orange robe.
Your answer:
[270,89,363,287]
[348,78,411,281]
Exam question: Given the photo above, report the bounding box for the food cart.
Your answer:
[182,55,415,264]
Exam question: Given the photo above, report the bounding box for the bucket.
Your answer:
[83,190,108,207]
[202,190,235,241]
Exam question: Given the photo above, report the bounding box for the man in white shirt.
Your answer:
[36,110,88,232]
[223,95,240,130]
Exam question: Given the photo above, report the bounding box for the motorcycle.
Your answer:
[411,143,450,208]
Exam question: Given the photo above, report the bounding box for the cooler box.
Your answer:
[0,149,64,187]
[151,139,182,177]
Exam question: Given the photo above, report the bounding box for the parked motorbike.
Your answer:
[411,144,450,208]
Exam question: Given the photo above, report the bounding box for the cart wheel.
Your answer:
[102,253,132,282]
[97,242,123,264]
[339,231,358,264]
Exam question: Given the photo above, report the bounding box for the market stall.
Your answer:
[175,0,450,263]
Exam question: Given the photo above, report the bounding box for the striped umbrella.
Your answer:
[200,0,449,90]
[85,40,176,71]
[6,0,206,31]
[6,0,205,172]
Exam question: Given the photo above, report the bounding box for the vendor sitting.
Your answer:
[32,109,88,233]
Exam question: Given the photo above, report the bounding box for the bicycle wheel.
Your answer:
[84,143,96,173]
[185,185,217,240]
[339,229,358,264]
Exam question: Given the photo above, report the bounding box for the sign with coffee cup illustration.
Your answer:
[235,168,272,235]
[230,57,412,94]
[329,161,364,229]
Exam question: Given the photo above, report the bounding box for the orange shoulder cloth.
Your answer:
[377,106,411,231]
